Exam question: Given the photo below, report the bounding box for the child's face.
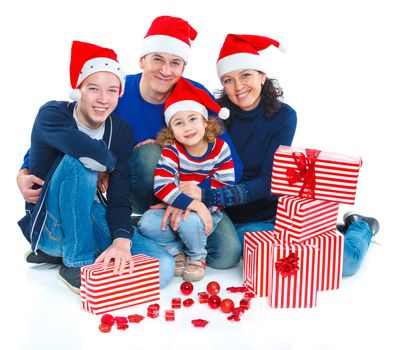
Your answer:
[76,71,120,129]
[169,110,208,147]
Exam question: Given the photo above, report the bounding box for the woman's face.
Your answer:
[221,69,266,111]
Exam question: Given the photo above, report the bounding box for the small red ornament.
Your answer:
[180,281,194,295]
[183,298,195,307]
[147,303,160,318]
[128,314,144,323]
[208,294,221,309]
[220,298,234,313]
[172,297,181,308]
[100,314,115,326]
[191,319,209,328]
[226,285,248,293]
[116,323,129,330]
[243,292,255,300]
[165,309,175,321]
[206,281,220,295]
[99,323,112,333]
[198,292,209,303]
[114,316,128,324]
[239,298,250,310]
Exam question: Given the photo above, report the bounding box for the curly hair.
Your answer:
[156,117,222,147]
[215,77,284,125]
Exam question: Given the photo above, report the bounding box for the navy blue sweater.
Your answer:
[202,102,297,223]
[19,101,134,249]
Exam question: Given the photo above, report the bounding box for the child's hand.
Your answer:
[188,200,213,235]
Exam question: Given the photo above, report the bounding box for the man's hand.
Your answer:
[134,139,156,149]
[179,181,202,201]
[97,172,109,193]
[95,238,133,275]
[17,168,44,203]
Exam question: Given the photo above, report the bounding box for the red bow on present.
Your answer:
[286,148,321,198]
[275,252,300,277]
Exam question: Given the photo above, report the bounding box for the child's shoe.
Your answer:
[183,259,206,282]
[173,251,186,277]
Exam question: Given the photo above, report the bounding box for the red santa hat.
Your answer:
[164,78,229,125]
[216,34,285,79]
[69,40,126,101]
[141,16,197,64]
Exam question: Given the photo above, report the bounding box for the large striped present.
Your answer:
[244,230,279,297]
[274,195,339,242]
[81,254,160,315]
[269,242,320,308]
[271,146,362,204]
[304,230,344,291]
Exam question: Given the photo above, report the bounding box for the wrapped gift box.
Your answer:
[274,195,339,242]
[269,242,320,308]
[304,230,344,291]
[271,146,362,204]
[244,230,279,297]
[81,254,159,315]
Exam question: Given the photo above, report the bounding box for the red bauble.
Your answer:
[100,314,115,326]
[180,281,194,295]
[99,323,112,333]
[220,298,234,313]
[206,281,220,295]
[208,294,221,309]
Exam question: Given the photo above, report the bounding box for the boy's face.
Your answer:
[170,110,207,148]
[76,71,120,129]
[139,52,185,100]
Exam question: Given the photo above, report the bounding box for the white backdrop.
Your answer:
[1,0,400,348]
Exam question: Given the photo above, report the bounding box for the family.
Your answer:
[17,16,379,294]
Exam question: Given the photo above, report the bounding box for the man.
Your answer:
[17,16,243,271]
[18,41,174,293]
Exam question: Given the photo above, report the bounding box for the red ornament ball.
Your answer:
[206,281,220,295]
[99,323,112,333]
[220,298,234,313]
[180,281,194,295]
[100,314,115,326]
[208,294,221,309]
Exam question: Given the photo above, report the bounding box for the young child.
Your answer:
[138,78,235,282]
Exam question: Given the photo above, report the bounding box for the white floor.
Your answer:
[2,220,398,350]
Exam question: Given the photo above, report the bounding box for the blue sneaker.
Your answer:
[25,249,62,265]
[58,264,81,294]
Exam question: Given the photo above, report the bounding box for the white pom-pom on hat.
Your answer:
[69,89,81,101]
[218,107,230,120]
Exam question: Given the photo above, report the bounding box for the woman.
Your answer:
[179,34,379,277]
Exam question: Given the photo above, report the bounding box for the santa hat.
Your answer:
[216,34,285,79]
[164,78,229,125]
[69,40,126,101]
[141,16,197,64]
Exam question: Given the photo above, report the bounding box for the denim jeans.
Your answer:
[128,144,161,214]
[233,219,372,277]
[138,209,223,261]
[38,155,174,288]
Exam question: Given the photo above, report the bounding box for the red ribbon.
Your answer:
[275,252,300,277]
[286,148,321,198]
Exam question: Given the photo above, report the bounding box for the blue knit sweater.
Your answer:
[202,102,297,223]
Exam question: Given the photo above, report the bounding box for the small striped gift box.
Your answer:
[269,242,320,308]
[274,195,339,242]
[271,145,362,204]
[81,254,159,315]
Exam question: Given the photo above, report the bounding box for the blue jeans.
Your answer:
[138,209,223,261]
[233,219,372,277]
[128,144,161,214]
[38,155,174,288]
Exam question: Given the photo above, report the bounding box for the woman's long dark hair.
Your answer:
[215,77,284,126]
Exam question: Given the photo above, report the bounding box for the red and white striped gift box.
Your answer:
[271,145,362,204]
[274,196,339,242]
[269,243,320,308]
[244,230,279,297]
[304,230,344,291]
[81,254,160,315]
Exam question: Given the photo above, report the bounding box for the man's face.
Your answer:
[139,52,185,98]
[76,71,120,129]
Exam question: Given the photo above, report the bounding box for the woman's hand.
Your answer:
[95,238,133,275]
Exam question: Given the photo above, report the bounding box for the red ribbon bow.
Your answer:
[275,252,300,277]
[286,148,321,198]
